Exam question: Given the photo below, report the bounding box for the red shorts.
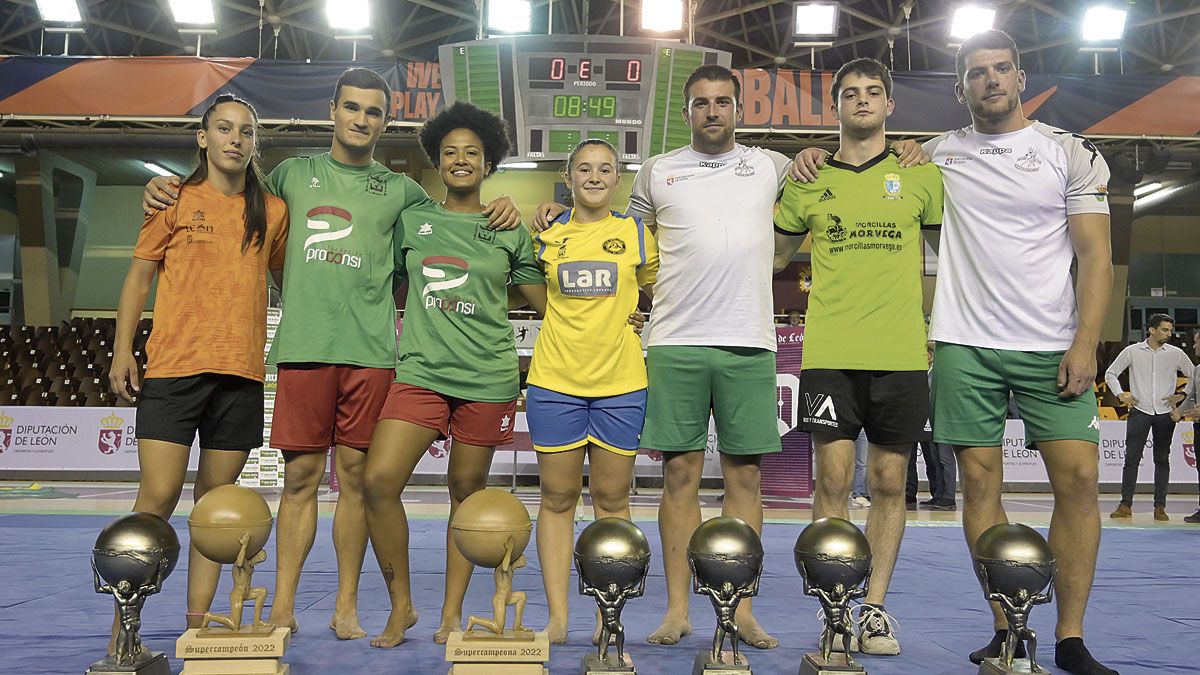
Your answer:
[379,382,517,447]
[269,364,394,451]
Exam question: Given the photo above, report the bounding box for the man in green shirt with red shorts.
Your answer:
[774,58,943,657]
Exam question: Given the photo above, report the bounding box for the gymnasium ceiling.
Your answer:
[1,0,1198,75]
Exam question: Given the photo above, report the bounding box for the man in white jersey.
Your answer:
[791,30,1118,675]
[538,65,790,651]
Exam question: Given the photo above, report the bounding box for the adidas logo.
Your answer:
[818,188,836,202]
[418,223,433,236]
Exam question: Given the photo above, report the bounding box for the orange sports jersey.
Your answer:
[134,180,288,381]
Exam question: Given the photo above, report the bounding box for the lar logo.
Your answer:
[0,412,12,453]
[602,238,626,255]
[500,414,512,433]
[99,413,125,455]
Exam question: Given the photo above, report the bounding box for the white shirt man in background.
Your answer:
[1105,313,1193,521]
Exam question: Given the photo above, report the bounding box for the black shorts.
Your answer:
[137,374,264,451]
[798,369,930,445]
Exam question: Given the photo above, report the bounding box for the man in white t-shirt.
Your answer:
[791,30,1118,675]
[537,65,791,652]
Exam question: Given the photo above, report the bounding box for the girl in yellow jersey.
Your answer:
[527,139,659,644]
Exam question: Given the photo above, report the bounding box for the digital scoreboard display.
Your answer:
[439,36,731,163]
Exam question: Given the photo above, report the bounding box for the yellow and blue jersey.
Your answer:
[527,210,659,397]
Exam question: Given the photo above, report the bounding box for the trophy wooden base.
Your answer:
[85,651,171,674]
[692,650,751,674]
[176,626,290,675]
[582,652,636,673]
[799,652,866,674]
[979,657,1043,674]
[444,630,550,674]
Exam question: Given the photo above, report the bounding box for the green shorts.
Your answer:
[931,343,1100,447]
[641,346,782,456]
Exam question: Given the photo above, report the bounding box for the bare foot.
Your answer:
[647,614,692,645]
[546,617,568,644]
[433,615,461,644]
[735,612,779,650]
[330,609,367,640]
[270,613,299,634]
[370,608,418,649]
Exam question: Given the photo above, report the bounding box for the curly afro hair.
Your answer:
[419,101,511,176]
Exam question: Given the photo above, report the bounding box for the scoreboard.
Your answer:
[438,36,731,163]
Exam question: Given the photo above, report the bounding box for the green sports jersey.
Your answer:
[266,153,432,368]
[775,151,943,371]
[394,202,545,402]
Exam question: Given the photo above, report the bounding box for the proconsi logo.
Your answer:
[304,206,362,268]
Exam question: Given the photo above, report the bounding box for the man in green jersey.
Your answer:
[142,70,521,640]
[773,58,943,657]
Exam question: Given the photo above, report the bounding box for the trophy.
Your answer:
[445,488,549,674]
[793,517,872,675]
[973,523,1056,675]
[87,512,180,675]
[176,484,291,674]
[574,518,652,674]
[687,516,764,675]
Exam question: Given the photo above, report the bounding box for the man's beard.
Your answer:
[970,92,1019,123]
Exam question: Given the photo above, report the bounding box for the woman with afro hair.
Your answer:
[361,101,547,648]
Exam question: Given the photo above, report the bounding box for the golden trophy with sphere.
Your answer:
[444,488,549,674]
[176,484,290,675]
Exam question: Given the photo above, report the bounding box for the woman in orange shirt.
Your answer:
[109,94,288,635]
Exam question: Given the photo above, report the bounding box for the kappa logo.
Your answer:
[818,189,836,202]
[804,393,837,422]
[418,223,433,236]
[1088,416,1100,431]
[979,147,1013,155]
[98,413,125,455]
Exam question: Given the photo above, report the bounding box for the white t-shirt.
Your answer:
[628,144,791,351]
[925,121,1111,351]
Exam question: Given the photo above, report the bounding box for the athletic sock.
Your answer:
[968,630,1028,665]
[1055,637,1119,675]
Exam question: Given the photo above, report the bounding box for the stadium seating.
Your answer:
[0,318,141,407]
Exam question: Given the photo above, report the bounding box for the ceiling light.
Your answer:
[793,2,840,37]
[498,162,538,170]
[169,0,216,25]
[143,162,174,177]
[1133,182,1163,197]
[488,0,532,34]
[36,0,82,23]
[641,0,684,33]
[948,5,996,42]
[326,0,370,31]
[624,163,643,172]
[1082,6,1128,42]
